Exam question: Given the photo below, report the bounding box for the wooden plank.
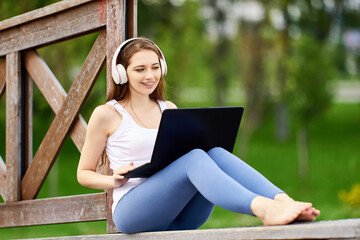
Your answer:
[0,0,94,31]
[106,0,127,233]
[127,0,138,38]
[0,58,5,99]
[106,0,126,99]
[0,193,106,228]
[24,50,87,152]
[24,72,33,170]
[0,0,106,57]
[29,219,360,240]
[0,59,5,201]
[0,156,6,201]
[5,52,22,202]
[21,30,106,200]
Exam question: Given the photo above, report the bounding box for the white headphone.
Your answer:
[111,37,167,85]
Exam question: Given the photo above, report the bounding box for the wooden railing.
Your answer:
[0,0,137,233]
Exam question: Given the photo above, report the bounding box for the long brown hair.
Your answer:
[99,38,167,172]
[106,38,166,102]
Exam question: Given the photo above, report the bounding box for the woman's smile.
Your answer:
[141,81,155,86]
[127,49,161,95]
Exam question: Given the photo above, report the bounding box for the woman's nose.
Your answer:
[145,69,155,79]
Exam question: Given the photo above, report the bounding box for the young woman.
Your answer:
[77,37,320,234]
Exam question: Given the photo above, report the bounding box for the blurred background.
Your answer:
[0,0,359,238]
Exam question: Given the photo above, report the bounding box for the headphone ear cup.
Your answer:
[112,64,120,84]
[116,64,128,84]
[160,59,167,76]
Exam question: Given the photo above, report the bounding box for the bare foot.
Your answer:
[251,196,312,225]
[295,207,320,222]
[274,193,320,222]
[274,192,295,202]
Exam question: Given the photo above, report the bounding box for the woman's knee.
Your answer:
[179,149,212,166]
[113,217,135,234]
[184,149,208,160]
[207,147,227,155]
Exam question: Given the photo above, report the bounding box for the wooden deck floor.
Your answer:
[29,218,360,240]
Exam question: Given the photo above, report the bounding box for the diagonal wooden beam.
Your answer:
[24,50,87,152]
[21,30,106,200]
[6,52,22,203]
[0,156,6,201]
[0,58,5,99]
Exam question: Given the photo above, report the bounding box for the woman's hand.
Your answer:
[113,162,135,188]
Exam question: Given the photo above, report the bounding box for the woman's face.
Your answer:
[126,49,161,97]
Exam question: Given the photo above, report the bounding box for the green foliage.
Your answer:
[0,1,60,21]
[339,183,360,208]
[287,34,335,126]
[138,0,215,102]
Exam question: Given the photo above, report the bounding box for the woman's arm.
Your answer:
[77,105,131,190]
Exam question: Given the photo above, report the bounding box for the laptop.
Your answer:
[123,106,244,178]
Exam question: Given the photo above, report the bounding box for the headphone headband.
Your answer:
[111,37,167,85]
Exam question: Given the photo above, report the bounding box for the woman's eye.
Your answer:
[153,66,160,70]
[135,68,144,72]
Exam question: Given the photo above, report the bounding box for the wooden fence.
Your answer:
[0,0,137,233]
[2,1,360,240]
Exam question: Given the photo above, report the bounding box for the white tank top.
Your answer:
[105,99,167,214]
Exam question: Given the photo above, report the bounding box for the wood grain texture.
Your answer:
[0,0,106,57]
[106,0,128,233]
[24,73,33,170]
[0,58,5,99]
[0,0,95,31]
[20,31,106,200]
[24,50,87,152]
[0,193,106,228]
[28,219,360,240]
[106,0,126,99]
[0,156,6,201]
[5,52,22,203]
[127,0,138,38]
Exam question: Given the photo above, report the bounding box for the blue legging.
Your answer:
[113,147,283,234]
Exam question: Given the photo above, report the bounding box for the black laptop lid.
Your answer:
[150,107,244,170]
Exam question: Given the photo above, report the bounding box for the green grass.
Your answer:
[0,103,359,239]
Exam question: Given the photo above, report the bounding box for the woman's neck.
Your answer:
[128,94,154,111]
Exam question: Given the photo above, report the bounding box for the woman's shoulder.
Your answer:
[90,104,120,126]
[165,100,177,109]
[92,104,117,118]
[88,103,122,136]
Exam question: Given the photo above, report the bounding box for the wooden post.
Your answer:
[105,0,137,233]
[127,0,138,38]
[0,58,6,201]
[106,0,126,233]
[5,52,22,202]
[24,72,33,172]
[0,58,5,98]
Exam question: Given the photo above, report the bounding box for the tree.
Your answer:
[287,34,334,180]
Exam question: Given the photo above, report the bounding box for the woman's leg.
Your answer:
[166,192,214,231]
[113,149,259,233]
[207,147,319,222]
[207,147,283,199]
